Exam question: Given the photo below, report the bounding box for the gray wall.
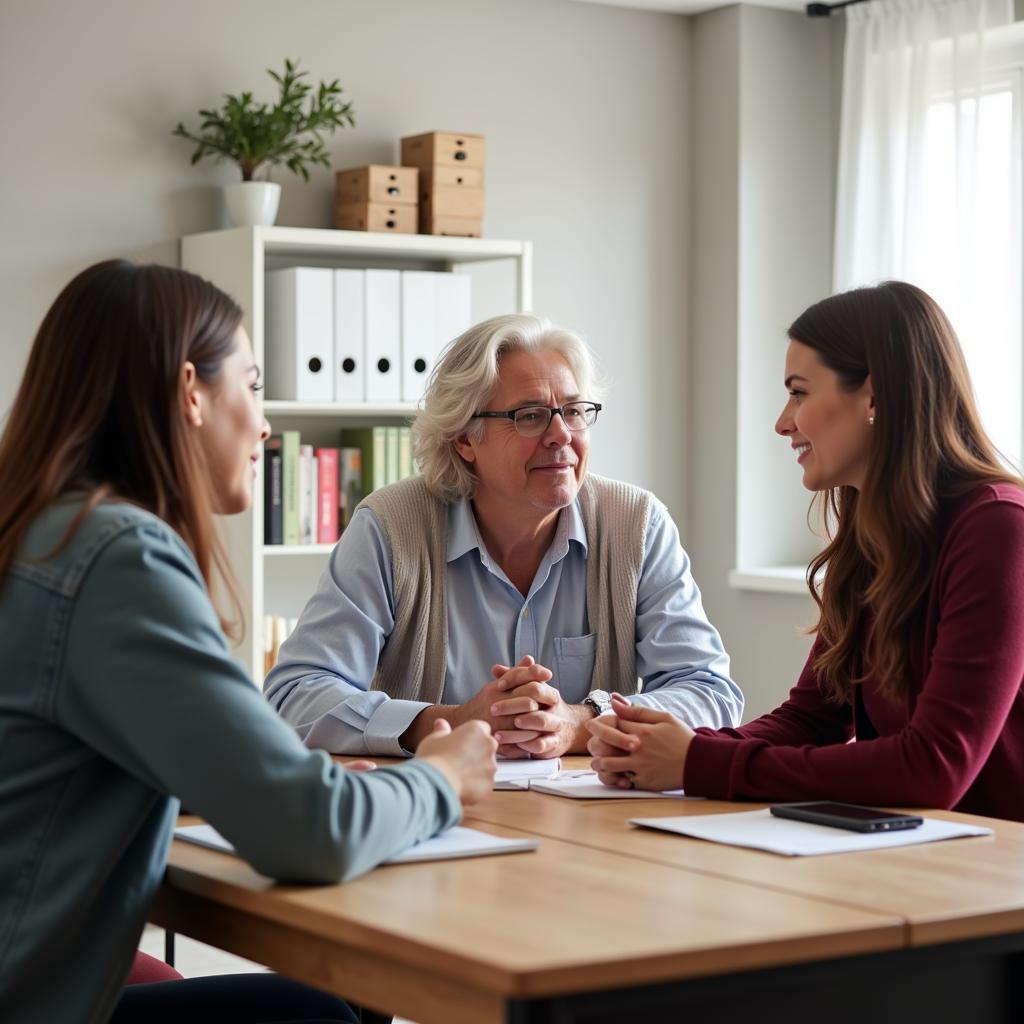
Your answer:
[689,4,837,718]
[1,0,845,721]
[0,0,690,515]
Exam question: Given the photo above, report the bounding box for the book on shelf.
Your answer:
[341,426,418,502]
[282,430,301,546]
[339,447,363,529]
[385,426,400,485]
[263,614,299,674]
[316,448,339,544]
[398,427,413,479]
[298,444,315,545]
[341,426,386,498]
[263,435,283,545]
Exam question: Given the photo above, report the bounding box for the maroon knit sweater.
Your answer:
[686,483,1024,822]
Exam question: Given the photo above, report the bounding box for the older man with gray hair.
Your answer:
[265,313,742,758]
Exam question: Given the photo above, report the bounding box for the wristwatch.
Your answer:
[583,689,613,717]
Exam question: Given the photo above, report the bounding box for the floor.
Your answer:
[139,926,415,1022]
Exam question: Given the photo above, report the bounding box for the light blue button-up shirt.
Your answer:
[265,493,743,755]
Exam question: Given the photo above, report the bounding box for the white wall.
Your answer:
[1,0,847,721]
[0,0,690,515]
[689,4,838,718]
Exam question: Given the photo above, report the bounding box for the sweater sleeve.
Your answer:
[59,521,461,884]
[685,495,1024,807]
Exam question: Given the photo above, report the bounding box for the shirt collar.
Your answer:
[447,495,589,565]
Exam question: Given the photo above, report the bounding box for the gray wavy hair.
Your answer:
[413,313,606,502]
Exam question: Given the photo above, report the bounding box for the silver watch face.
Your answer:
[586,690,612,715]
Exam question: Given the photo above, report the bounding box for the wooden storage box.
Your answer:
[335,165,418,206]
[422,165,484,190]
[334,202,417,234]
[421,186,485,221]
[422,215,483,238]
[401,131,486,170]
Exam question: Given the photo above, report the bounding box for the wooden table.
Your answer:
[152,758,1024,1023]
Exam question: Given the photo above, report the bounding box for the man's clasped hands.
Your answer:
[467,655,698,792]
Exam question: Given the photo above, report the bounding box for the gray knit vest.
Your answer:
[361,474,652,703]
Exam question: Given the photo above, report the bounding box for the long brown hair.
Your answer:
[792,281,1017,702]
[0,259,244,634]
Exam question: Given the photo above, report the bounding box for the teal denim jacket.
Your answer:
[0,499,459,1023]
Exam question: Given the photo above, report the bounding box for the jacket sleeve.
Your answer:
[685,496,1024,808]
[58,520,461,884]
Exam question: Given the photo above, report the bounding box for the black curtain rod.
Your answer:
[806,0,869,17]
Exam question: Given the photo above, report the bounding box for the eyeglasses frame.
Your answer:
[471,401,603,436]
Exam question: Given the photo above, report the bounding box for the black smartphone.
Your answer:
[769,801,924,833]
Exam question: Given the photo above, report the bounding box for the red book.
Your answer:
[315,448,340,544]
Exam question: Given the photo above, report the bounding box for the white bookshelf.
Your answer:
[181,225,533,676]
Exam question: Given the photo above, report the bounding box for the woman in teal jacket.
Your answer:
[0,260,497,1023]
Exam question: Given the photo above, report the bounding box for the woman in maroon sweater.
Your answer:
[588,281,1024,822]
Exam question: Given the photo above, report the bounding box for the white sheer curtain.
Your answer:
[834,0,1022,467]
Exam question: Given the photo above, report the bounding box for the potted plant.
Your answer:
[173,58,356,227]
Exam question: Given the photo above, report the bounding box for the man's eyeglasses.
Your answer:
[472,401,602,438]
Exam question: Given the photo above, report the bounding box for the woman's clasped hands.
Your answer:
[585,692,695,792]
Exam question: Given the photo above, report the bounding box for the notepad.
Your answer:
[530,771,691,800]
[174,823,538,864]
[629,808,993,856]
[494,757,561,790]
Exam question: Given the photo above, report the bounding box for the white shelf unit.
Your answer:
[180,226,533,677]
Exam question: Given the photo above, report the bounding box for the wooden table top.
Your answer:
[163,814,900,1001]
[465,757,1024,947]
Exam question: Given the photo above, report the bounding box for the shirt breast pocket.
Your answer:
[552,633,598,700]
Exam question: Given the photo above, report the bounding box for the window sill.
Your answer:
[728,566,810,595]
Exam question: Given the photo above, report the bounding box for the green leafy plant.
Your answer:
[172,58,355,182]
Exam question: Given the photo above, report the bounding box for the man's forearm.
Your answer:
[400,704,463,751]
[566,703,597,753]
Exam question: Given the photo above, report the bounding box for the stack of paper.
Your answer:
[530,771,691,800]
[494,757,561,790]
[629,809,993,856]
[174,823,537,865]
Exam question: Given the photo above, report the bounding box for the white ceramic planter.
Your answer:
[223,181,282,227]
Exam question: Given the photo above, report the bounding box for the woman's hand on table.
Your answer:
[585,693,694,792]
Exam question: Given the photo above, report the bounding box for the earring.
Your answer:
[869,415,875,426]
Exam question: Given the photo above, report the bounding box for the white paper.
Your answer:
[174,823,537,865]
[494,757,561,790]
[530,771,691,800]
[629,808,993,856]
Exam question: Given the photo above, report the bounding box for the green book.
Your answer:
[282,430,301,546]
[398,427,414,479]
[385,427,401,485]
[341,426,387,496]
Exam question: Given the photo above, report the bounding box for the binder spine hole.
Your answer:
[308,357,323,374]
[414,358,427,373]
[377,358,390,373]
[342,358,356,374]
